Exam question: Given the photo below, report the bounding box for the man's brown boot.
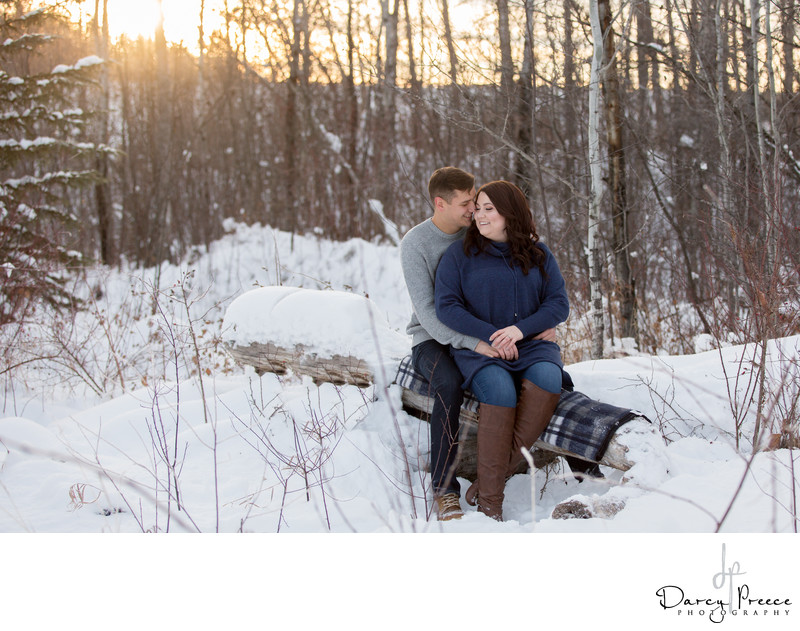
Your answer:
[435,493,464,521]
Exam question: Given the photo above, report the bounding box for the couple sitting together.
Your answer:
[400,166,570,522]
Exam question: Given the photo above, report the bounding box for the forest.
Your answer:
[1,0,798,362]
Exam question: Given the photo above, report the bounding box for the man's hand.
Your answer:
[474,340,500,358]
[534,327,557,343]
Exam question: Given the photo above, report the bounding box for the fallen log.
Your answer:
[226,340,374,387]
[221,286,409,387]
[224,337,653,481]
[222,287,656,483]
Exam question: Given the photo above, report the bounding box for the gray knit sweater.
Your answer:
[400,218,480,351]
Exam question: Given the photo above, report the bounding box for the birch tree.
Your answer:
[588,0,605,359]
[377,0,399,220]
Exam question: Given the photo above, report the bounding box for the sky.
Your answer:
[103,0,226,48]
[97,0,481,49]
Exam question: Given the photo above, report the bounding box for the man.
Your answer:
[400,167,517,520]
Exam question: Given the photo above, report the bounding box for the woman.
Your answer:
[435,180,569,520]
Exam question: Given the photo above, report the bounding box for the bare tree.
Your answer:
[496,0,514,95]
[599,0,638,345]
[91,0,112,264]
[440,0,459,122]
[198,0,206,89]
[780,0,795,96]
[285,0,303,229]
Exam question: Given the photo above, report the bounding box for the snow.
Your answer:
[222,285,409,374]
[51,56,102,75]
[1,221,797,626]
[75,55,103,69]
[0,137,57,150]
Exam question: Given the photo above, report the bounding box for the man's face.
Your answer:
[435,188,476,234]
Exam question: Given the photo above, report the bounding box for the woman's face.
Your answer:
[474,192,507,242]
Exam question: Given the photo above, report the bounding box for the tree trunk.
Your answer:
[780,0,795,96]
[440,0,459,142]
[441,0,458,87]
[761,0,780,271]
[377,0,399,226]
[635,0,660,119]
[514,0,533,193]
[92,0,113,265]
[285,0,303,232]
[198,0,205,90]
[151,0,170,268]
[599,0,638,344]
[588,0,605,360]
[496,0,514,94]
[344,0,359,236]
[713,0,737,324]
[402,0,423,190]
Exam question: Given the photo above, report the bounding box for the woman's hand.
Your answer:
[490,326,523,355]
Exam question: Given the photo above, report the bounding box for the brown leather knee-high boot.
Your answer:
[507,379,560,473]
[475,402,516,520]
[465,381,561,507]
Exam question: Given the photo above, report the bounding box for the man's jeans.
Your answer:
[411,340,463,496]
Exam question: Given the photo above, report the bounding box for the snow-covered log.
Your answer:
[222,286,409,386]
[222,286,657,481]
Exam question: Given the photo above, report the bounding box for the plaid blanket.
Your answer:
[394,355,645,463]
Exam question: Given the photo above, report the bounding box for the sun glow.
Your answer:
[98,0,225,50]
[105,0,162,40]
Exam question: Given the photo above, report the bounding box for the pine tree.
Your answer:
[0,2,105,324]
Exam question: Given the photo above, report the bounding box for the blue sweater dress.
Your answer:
[434,239,569,389]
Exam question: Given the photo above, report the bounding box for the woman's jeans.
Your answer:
[411,339,463,496]
[470,361,562,407]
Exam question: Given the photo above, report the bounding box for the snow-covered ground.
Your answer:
[2,221,798,626]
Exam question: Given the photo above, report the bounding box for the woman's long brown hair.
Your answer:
[463,180,545,276]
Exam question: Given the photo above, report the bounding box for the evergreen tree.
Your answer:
[0,2,104,324]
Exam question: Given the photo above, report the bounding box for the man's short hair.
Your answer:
[428,167,475,204]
